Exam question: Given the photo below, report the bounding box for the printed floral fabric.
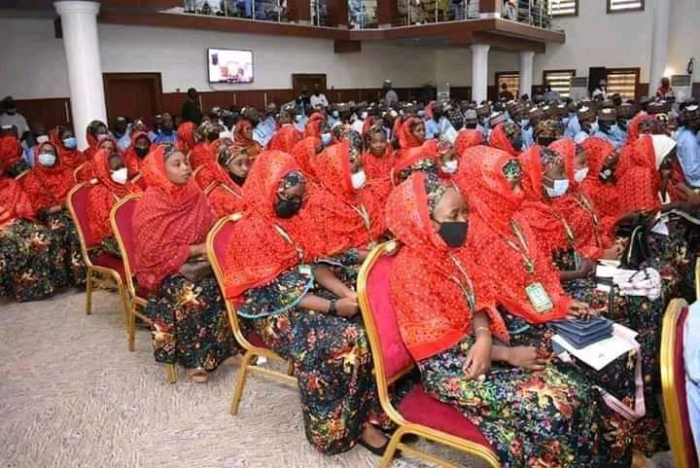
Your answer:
[40,209,86,288]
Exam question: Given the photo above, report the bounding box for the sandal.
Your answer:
[187,368,209,384]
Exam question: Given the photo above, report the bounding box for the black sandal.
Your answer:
[357,437,393,457]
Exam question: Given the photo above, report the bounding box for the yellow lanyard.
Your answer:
[574,192,603,247]
[274,225,305,261]
[500,220,537,276]
[447,254,477,312]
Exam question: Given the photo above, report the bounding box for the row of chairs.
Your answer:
[66,182,698,468]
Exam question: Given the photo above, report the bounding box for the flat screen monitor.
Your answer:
[207,48,254,84]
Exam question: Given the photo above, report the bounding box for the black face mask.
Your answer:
[438,221,468,248]
[230,173,247,187]
[274,199,302,219]
[135,146,149,158]
[537,137,556,147]
[511,138,524,152]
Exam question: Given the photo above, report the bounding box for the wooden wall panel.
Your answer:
[15,98,72,132]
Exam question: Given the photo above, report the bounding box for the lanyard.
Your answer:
[499,220,536,276]
[274,224,305,261]
[574,192,603,247]
[351,203,372,233]
[448,254,476,312]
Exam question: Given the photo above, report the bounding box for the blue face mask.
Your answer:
[62,137,77,149]
[321,132,332,145]
[332,111,340,118]
[417,110,425,117]
[520,119,530,128]
[545,177,569,198]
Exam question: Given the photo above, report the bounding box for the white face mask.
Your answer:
[545,178,569,198]
[574,167,589,183]
[442,160,458,174]
[110,167,128,185]
[321,132,332,145]
[36,135,49,144]
[38,152,56,167]
[360,111,368,120]
[351,170,367,190]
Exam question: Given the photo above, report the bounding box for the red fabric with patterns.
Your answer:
[618,135,661,213]
[579,137,624,224]
[0,160,34,226]
[455,129,484,157]
[488,123,518,156]
[362,146,396,181]
[398,116,424,150]
[133,145,215,292]
[0,134,22,169]
[268,124,302,153]
[123,132,150,178]
[50,129,86,170]
[291,137,321,178]
[303,113,326,139]
[189,142,214,170]
[177,122,196,154]
[21,142,76,211]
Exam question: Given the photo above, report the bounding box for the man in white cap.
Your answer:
[384,80,399,108]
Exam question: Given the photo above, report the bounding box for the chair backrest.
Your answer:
[207,213,250,347]
[110,193,142,296]
[67,181,99,266]
[661,298,699,468]
[358,241,415,390]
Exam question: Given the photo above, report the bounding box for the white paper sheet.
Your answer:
[552,324,639,371]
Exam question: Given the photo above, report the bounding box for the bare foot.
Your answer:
[187,368,209,384]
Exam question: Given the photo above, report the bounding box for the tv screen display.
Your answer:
[207,48,254,84]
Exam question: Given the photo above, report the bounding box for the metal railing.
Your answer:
[311,0,328,26]
[400,0,479,26]
[183,0,288,22]
[510,0,552,28]
[349,0,378,29]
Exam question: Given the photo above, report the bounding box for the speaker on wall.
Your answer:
[588,67,607,94]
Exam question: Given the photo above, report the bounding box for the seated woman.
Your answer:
[579,137,626,226]
[124,131,152,178]
[488,122,523,156]
[83,120,110,160]
[291,136,322,179]
[204,143,248,218]
[86,149,142,256]
[189,121,223,170]
[51,125,85,171]
[454,127,484,157]
[0,159,63,301]
[391,142,440,186]
[222,150,393,455]
[76,135,121,183]
[303,112,327,139]
[233,119,263,162]
[0,127,30,177]
[395,116,426,161]
[133,144,238,383]
[362,124,396,181]
[20,141,85,287]
[268,109,302,153]
[176,121,196,155]
[388,171,621,468]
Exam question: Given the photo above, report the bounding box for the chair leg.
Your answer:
[85,267,94,315]
[165,364,177,384]
[379,428,405,468]
[231,351,254,415]
[128,302,137,352]
[286,361,294,376]
[116,281,130,328]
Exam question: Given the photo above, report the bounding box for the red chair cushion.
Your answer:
[247,332,269,349]
[675,306,699,468]
[92,253,126,282]
[70,184,99,248]
[398,385,492,448]
[366,254,413,380]
[113,198,138,275]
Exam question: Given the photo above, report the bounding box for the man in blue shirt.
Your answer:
[149,113,178,145]
[254,103,277,147]
[676,105,700,187]
[592,108,626,149]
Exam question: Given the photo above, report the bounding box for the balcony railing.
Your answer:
[183,0,288,22]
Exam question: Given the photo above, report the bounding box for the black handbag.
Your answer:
[614,211,656,270]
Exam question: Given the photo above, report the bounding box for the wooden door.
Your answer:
[291,73,327,95]
[103,73,163,128]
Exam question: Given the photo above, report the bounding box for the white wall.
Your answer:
[667,0,700,79]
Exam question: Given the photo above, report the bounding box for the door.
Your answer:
[103,73,163,128]
[292,73,327,96]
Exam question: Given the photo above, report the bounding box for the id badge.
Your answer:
[525,282,554,313]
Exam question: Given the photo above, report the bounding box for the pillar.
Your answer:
[519,50,535,99]
[471,44,490,104]
[649,0,670,95]
[54,1,106,150]
[287,0,311,24]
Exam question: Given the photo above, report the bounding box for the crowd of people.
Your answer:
[2,83,700,467]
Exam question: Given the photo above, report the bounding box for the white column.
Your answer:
[519,50,535,100]
[54,1,107,150]
[471,44,490,104]
[649,0,670,97]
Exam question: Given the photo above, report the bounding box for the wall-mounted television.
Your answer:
[207,48,254,84]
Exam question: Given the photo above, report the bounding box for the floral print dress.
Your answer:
[0,219,64,301]
[40,209,86,288]
[146,273,239,371]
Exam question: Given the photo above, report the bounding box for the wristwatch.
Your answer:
[328,299,337,315]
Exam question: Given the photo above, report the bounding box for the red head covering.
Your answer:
[459,147,572,324]
[86,149,141,244]
[627,114,654,143]
[123,131,151,178]
[21,142,76,211]
[0,134,22,169]
[84,127,99,158]
[189,137,216,170]
[311,141,389,245]
[133,145,215,292]
[387,172,508,361]
[362,145,396,182]
[488,123,519,156]
[617,134,661,213]
[51,127,86,170]
[234,120,256,148]
[291,137,320,179]
[454,129,484,157]
[392,140,439,184]
[0,160,35,226]
[398,117,424,150]
[304,113,326,139]
[177,122,196,154]
[268,124,302,153]
[579,137,623,224]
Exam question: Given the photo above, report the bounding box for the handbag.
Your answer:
[614,211,656,270]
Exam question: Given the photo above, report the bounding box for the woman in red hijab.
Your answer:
[395,116,425,161]
[21,141,85,287]
[488,122,523,156]
[123,132,152,178]
[579,137,625,224]
[222,150,393,455]
[362,124,395,181]
[303,112,326,139]
[0,158,63,301]
[0,129,28,177]
[388,171,612,468]
[83,120,109,160]
[86,148,141,256]
[133,144,237,383]
[233,119,263,161]
[176,121,196,155]
[267,110,302,153]
[454,128,484,157]
[51,125,85,171]
[290,136,322,179]
[204,142,248,218]
[189,121,222,170]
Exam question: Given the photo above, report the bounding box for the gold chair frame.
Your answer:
[357,241,500,468]
[67,181,130,323]
[207,214,297,415]
[110,193,177,383]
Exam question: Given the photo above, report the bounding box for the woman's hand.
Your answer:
[464,334,492,380]
[567,300,598,320]
[577,257,596,277]
[48,205,63,214]
[189,243,207,259]
[603,243,624,260]
[506,346,547,371]
[335,297,359,318]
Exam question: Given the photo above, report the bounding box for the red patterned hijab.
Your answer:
[398,116,424,150]
[133,145,215,292]
[618,134,661,213]
[388,172,508,361]
[0,134,22,169]
[51,127,86,170]
[579,137,624,223]
[234,120,256,149]
[124,132,150,177]
[86,149,141,244]
[455,129,484,157]
[177,122,196,154]
[0,160,34,226]
[21,142,75,211]
[291,136,321,179]
[304,113,326,139]
[362,145,396,182]
[488,123,519,156]
[268,124,302,153]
